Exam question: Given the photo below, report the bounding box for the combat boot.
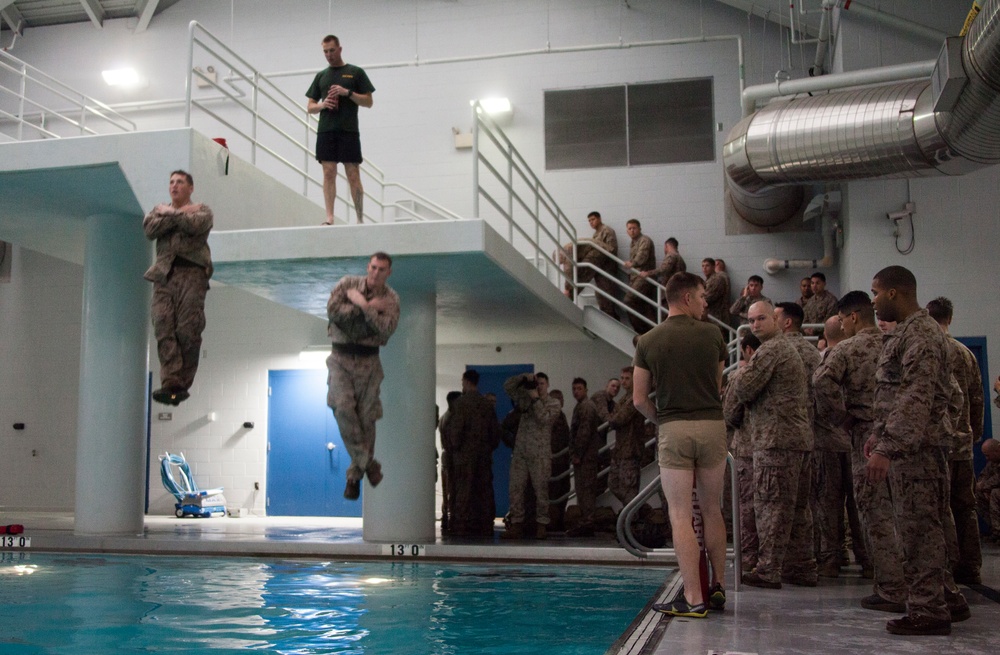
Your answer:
[885,616,951,636]
[500,523,524,540]
[535,525,547,540]
[366,461,384,487]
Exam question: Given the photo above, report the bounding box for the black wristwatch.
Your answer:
[347,89,353,99]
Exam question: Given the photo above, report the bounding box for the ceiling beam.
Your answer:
[1,2,24,35]
[79,0,106,28]
[134,0,160,33]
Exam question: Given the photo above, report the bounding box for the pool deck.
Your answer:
[4,512,999,654]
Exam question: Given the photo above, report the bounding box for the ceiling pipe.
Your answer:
[726,0,1000,273]
[841,1,948,43]
[810,0,838,76]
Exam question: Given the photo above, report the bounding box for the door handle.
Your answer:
[327,442,336,451]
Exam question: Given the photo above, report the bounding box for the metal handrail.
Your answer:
[0,50,136,141]
[183,20,462,225]
[615,452,742,591]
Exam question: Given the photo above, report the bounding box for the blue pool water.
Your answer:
[0,552,668,654]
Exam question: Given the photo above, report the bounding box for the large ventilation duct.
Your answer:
[724,0,1000,226]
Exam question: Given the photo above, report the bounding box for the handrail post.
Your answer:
[506,142,514,243]
[304,113,311,196]
[17,63,26,141]
[185,21,197,127]
[472,103,480,218]
[251,71,260,165]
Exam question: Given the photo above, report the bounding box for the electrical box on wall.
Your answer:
[0,241,11,283]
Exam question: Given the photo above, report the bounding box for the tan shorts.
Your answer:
[657,419,728,470]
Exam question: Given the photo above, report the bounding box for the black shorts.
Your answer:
[316,131,363,164]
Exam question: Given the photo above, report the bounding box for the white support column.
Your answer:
[362,285,436,543]
[74,213,151,535]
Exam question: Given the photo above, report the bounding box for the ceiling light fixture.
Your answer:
[102,68,140,87]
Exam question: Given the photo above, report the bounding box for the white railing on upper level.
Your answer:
[0,50,135,142]
[183,21,461,225]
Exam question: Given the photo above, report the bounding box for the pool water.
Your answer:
[0,552,668,654]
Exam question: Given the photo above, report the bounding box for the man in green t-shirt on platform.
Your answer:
[633,271,729,619]
[306,35,375,225]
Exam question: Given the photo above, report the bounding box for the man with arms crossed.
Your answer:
[306,35,375,225]
[634,272,728,617]
[327,252,400,500]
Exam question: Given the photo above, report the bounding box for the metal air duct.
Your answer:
[724,0,1000,226]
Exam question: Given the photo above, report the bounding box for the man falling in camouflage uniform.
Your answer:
[502,372,561,540]
[143,170,213,406]
[607,367,648,507]
[865,265,969,636]
[731,300,816,589]
[326,252,400,500]
[621,220,657,333]
[927,297,985,585]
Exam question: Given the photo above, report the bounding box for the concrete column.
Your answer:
[363,285,436,543]
[74,213,151,535]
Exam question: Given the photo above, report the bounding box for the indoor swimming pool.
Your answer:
[0,552,668,654]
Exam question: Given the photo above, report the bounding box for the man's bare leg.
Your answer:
[661,466,707,606]
[695,459,729,587]
[345,163,364,224]
[321,160,338,225]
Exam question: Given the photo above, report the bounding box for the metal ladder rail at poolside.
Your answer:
[615,453,742,591]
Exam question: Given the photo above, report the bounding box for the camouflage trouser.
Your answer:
[576,245,619,318]
[573,443,600,526]
[948,459,982,580]
[450,451,485,532]
[753,449,816,583]
[812,450,868,568]
[327,351,384,482]
[609,454,641,507]
[850,424,906,603]
[888,447,950,622]
[509,438,551,526]
[151,264,208,391]
[736,455,758,571]
[975,485,1000,536]
[624,275,656,333]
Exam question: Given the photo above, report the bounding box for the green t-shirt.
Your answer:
[633,314,727,423]
[305,64,375,133]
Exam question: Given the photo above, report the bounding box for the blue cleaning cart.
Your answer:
[160,452,227,518]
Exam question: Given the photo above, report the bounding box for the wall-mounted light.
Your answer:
[102,67,140,87]
[473,97,513,116]
[299,345,330,367]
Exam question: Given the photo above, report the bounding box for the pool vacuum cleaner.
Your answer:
[160,452,227,518]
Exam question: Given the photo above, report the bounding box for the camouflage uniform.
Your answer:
[704,270,731,329]
[723,366,758,571]
[143,203,213,393]
[812,347,869,572]
[504,374,562,526]
[730,294,772,325]
[570,396,602,528]
[591,390,617,425]
[943,336,985,581]
[976,462,1000,539]
[442,390,501,535]
[549,411,572,530]
[803,289,839,326]
[731,334,816,584]
[870,309,955,623]
[607,394,647,506]
[649,251,686,287]
[326,275,400,483]
[576,223,619,318]
[623,233,657,333]
[814,326,905,603]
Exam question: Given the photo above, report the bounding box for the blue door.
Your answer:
[469,364,534,517]
[956,336,992,473]
[266,369,362,517]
